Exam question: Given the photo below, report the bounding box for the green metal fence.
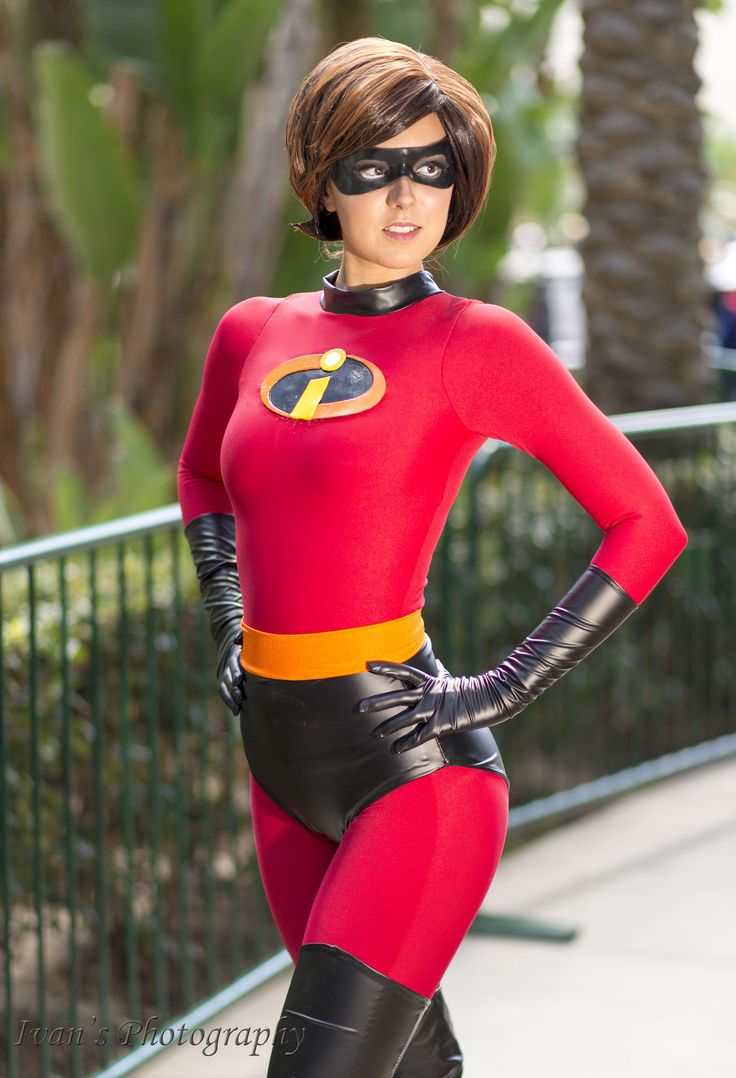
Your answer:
[2,401,735,1078]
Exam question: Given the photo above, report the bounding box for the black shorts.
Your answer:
[239,634,509,844]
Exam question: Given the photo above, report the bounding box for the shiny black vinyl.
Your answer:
[239,635,508,844]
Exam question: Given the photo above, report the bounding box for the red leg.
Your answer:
[249,771,339,961]
[302,766,509,997]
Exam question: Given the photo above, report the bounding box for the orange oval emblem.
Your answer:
[260,350,386,420]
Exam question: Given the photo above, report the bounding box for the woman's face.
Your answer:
[322,112,455,286]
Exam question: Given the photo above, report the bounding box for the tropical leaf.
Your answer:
[81,0,161,85]
[454,0,567,93]
[50,398,174,530]
[98,398,175,519]
[34,42,144,278]
[188,0,284,164]
[195,0,283,113]
[158,0,215,151]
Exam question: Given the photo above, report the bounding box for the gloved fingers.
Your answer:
[218,682,240,715]
[357,687,422,715]
[226,651,246,691]
[370,700,428,737]
[388,722,435,754]
[434,657,453,680]
[365,660,427,687]
[220,651,246,714]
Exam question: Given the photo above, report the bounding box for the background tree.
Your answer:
[576,0,716,412]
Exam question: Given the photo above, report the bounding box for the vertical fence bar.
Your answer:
[59,555,82,1078]
[27,564,49,1077]
[143,533,167,1018]
[195,602,218,997]
[169,528,194,1009]
[223,724,244,978]
[0,573,16,1078]
[715,428,735,736]
[117,540,140,1022]
[89,548,112,1069]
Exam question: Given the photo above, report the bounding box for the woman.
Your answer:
[177,37,687,1077]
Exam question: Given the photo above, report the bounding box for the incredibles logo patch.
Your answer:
[260,348,386,420]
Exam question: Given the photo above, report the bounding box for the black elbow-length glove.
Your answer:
[183,512,246,714]
[358,565,638,754]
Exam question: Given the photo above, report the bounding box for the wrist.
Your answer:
[475,565,638,730]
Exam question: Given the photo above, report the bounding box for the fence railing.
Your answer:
[2,400,735,1078]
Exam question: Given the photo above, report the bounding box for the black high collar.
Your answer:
[320,267,443,316]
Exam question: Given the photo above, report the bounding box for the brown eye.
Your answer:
[355,160,388,180]
[415,158,446,177]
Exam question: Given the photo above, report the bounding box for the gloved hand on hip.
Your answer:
[357,565,638,755]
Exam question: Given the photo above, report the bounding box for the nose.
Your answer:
[387,173,417,207]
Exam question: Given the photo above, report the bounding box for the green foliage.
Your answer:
[372,0,432,44]
[0,482,23,545]
[33,42,144,279]
[192,0,284,163]
[80,0,284,164]
[51,398,175,531]
[457,0,566,92]
[82,0,161,82]
[195,0,278,112]
[159,0,215,150]
[273,189,341,297]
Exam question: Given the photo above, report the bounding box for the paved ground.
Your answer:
[137,755,736,1077]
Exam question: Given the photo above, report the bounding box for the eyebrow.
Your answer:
[354,149,449,164]
[358,139,449,156]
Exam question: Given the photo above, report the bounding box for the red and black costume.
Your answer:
[177,268,686,1076]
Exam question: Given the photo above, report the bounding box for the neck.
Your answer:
[334,262,424,290]
[320,266,443,316]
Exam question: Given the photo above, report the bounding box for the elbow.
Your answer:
[667,508,688,563]
[650,502,687,581]
[654,512,687,599]
[176,458,187,510]
[176,455,188,501]
[176,456,198,528]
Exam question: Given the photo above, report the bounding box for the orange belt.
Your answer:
[239,610,426,679]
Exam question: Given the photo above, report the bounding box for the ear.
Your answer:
[322,180,336,213]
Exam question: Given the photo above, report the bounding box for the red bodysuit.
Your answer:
[178,285,686,620]
[177,274,686,1002]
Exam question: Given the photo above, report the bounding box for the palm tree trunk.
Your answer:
[576,0,715,412]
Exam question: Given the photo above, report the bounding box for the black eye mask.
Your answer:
[330,137,456,195]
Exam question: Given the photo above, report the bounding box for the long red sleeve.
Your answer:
[441,300,687,603]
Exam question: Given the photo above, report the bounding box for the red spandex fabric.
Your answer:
[250,766,509,997]
[178,289,687,625]
[177,282,686,998]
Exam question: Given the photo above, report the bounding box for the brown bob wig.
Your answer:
[285,37,496,249]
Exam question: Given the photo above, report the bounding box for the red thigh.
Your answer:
[249,772,339,961]
[302,766,509,998]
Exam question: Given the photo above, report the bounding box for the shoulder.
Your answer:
[218,294,284,340]
[449,297,546,348]
[443,297,568,380]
